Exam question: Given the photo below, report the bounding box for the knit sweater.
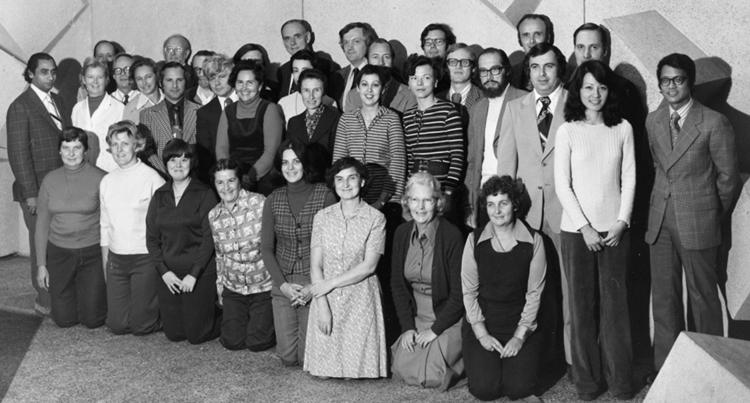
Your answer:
[554,119,635,232]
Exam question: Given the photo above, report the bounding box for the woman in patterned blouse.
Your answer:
[208,158,275,351]
[261,140,336,366]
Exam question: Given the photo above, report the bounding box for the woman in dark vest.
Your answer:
[261,140,336,366]
[215,60,284,195]
[461,175,546,401]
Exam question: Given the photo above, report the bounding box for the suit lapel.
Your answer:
[520,93,543,159]
[542,88,567,160]
[666,102,704,169]
[473,99,489,157]
[183,100,199,143]
[309,107,331,144]
[25,89,59,130]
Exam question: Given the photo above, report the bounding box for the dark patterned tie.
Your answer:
[123,94,129,105]
[670,111,681,149]
[450,93,462,105]
[224,97,233,110]
[537,96,552,150]
[350,68,360,89]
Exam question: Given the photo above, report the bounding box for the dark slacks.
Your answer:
[463,322,542,401]
[271,288,309,366]
[21,201,50,311]
[106,252,160,335]
[46,242,106,328]
[220,289,275,351]
[158,266,220,344]
[651,200,722,371]
[562,230,633,396]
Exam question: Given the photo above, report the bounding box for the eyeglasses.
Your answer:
[408,197,436,207]
[113,66,130,76]
[446,58,473,68]
[659,75,687,87]
[478,65,504,78]
[165,47,185,55]
[423,38,446,47]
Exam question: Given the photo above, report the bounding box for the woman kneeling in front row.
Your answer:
[461,176,546,401]
[390,172,465,390]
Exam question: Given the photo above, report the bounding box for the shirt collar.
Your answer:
[477,219,533,244]
[410,218,439,244]
[449,84,472,100]
[30,83,51,102]
[669,97,694,121]
[534,84,562,105]
[136,90,164,109]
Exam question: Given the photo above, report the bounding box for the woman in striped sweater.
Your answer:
[554,60,635,400]
[402,56,465,222]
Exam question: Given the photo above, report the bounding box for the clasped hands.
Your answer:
[581,221,627,252]
[162,271,197,294]
[400,329,438,351]
[280,282,313,307]
[478,334,523,358]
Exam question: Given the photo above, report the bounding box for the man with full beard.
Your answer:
[464,48,527,228]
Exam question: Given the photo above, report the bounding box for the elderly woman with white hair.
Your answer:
[389,171,466,390]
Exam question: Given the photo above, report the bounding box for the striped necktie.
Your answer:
[537,96,552,150]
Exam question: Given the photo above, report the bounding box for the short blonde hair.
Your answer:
[401,172,446,217]
[106,120,146,152]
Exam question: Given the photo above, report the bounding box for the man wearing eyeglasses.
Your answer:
[465,48,527,229]
[420,23,455,95]
[646,53,738,379]
[110,53,138,105]
[331,22,378,111]
[437,43,483,112]
[185,50,217,106]
[161,34,196,89]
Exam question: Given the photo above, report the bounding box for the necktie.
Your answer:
[123,94,129,105]
[537,96,552,150]
[172,104,182,138]
[224,97,234,110]
[450,93,462,105]
[670,111,681,149]
[350,68,360,89]
[46,95,62,130]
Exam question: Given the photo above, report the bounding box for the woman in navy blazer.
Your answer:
[286,69,340,156]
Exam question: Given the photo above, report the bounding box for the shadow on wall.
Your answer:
[56,58,82,119]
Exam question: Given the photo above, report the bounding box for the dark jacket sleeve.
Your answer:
[189,188,218,278]
[146,189,168,275]
[431,220,466,335]
[390,221,416,332]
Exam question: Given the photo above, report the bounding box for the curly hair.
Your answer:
[400,171,446,217]
[105,120,147,152]
[479,175,529,221]
[327,157,369,196]
[564,60,622,127]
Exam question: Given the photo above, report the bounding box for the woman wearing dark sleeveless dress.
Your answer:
[215,60,284,195]
[261,140,336,366]
[461,175,546,401]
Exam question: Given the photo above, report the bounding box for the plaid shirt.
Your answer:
[208,189,271,295]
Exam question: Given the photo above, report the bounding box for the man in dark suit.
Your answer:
[140,62,199,174]
[465,47,526,228]
[287,69,340,156]
[331,22,378,110]
[185,50,217,106]
[497,42,570,366]
[7,53,71,316]
[196,54,237,185]
[276,19,340,99]
[646,53,739,375]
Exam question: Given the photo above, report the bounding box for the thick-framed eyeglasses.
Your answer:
[113,67,130,76]
[447,58,473,68]
[659,75,687,87]
[424,38,446,47]
[478,66,504,78]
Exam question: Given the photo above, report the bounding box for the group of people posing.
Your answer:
[6,13,740,402]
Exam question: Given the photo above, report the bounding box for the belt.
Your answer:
[411,159,450,175]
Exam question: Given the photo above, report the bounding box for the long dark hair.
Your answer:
[564,60,622,127]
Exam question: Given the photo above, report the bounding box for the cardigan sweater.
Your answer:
[390,217,465,335]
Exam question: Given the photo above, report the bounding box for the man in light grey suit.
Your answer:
[140,62,199,173]
[646,53,739,375]
[497,42,570,364]
[465,47,527,227]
